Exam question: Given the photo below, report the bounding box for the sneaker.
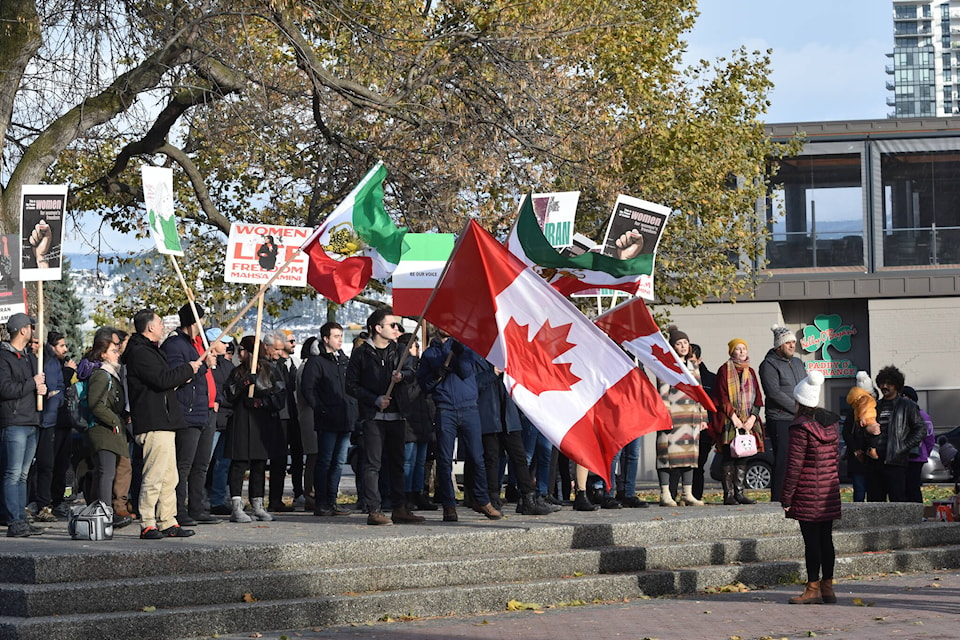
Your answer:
[112,514,133,529]
[177,514,198,527]
[27,524,44,535]
[332,504,352,516]
[367,511,393,526]
[313,507,335,517]
[25,502,39,517]
[161,525,196,538]
[52,503,72,518]
[140,526,164,540]
[6,521,32,537]
[292,495,306,508]
[34,506,58,523]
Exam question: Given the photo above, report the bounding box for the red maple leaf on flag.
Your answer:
[503,317,581,396]
[651,344,685,376]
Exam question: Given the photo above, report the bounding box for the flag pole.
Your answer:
[168,254,210,352]
[36,281,44,411]
[382,216,476,400]
[248,292,265,398]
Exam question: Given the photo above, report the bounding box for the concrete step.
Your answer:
[4,543,959,640]
[2,518,956,618]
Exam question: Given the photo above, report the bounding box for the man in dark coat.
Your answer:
[302,321,358,516]
[346,308,422,526]
[123,309,210,539]
[0,313,46,537]
[161,303,218,525]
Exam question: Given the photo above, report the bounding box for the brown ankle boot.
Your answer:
[391,505,425,524]
[789,581,823,604]
[820,579,836,603]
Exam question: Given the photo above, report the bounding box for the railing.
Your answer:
[883,225,960,266]
[765,231,864,270]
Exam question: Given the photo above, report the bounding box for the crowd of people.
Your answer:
[0,307,936,545]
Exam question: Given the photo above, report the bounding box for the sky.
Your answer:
[686,0,892,123]
[67,0,896,256]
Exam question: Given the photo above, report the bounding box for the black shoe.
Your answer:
[332,504,352,516]
[269,501,295,513]
[621,495,648,508]
[140,527,163,540]
[573,490,599,511]
[544,494,563,506]
[192,513,221,524]
[415,493,439,511]
[27,523,45,535]
[112,514,134,529]
[6,521,32,537]
[161,525,196,538]
[600,497,622,510]
[313,506,335,517]
[177,515,198,527]
[209,503,232,516]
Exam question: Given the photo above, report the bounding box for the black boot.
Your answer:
[735,465,756,504]
[518,491,553,515]
[406,492,420,511]
[573,489,599,511]
[721,465,738,505]
[415,491,438,511]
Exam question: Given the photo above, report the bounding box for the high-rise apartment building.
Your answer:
[887,1,960,117]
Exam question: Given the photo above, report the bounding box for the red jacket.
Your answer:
[781,409,842,522]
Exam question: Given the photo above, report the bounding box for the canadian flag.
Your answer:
[425,220,671,484]
[594,297,717,413]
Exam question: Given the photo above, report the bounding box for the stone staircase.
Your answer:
[0,502,958,640]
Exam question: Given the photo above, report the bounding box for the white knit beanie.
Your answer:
[856,371,873,393]
[794,370,824,408]
[771,324,797,348]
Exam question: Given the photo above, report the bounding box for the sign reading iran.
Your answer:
[392,233,454,316]
[532,191,579,249]
[224,223,311,286]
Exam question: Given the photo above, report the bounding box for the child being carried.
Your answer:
[846,370,879,461]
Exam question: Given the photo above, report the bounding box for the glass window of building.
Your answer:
[765,153,864,270]
[881,148,960,266]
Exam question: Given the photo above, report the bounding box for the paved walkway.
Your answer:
[216,570,960,640]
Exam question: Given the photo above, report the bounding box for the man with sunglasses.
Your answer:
[346,308,424,525]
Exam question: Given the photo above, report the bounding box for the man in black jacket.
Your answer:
[123,309,210,539]
[303,321,358,516]
[346,308,423,526]
[864,365,926,502]
[1,313,46,537]
[161,303,218,526]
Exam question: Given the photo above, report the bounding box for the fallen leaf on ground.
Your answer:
[506,599,541,611]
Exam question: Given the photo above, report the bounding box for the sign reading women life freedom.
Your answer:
[599,195,670,299]
[224,223,311,287]
[19,184,67,282]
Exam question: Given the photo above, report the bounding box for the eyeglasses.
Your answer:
[381,322,400,329]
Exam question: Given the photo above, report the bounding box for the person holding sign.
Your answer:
[1,313,46,537]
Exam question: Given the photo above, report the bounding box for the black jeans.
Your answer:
[864,458,907,502]
[361,419,406,514]
[229,459,267,498]
[175,414,216,517]
[692,429,715,500]
[30,426,72,508]
[799,519,835,582]
[482,431,535,499]
[269,418,291,504]
[767,418,793,503]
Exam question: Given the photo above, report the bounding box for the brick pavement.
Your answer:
[215,570,960,640]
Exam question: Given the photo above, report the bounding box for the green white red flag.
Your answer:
[391,233,455,316]
[505,194,661,299]
[424,220,671,484]
[594,297,716,413]
[301,163,408,303]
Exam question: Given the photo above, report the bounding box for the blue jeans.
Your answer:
[208,432,231,508]
[315,431,351,508]
[404,441,428,492]
[435,405,489,507]
[605,438,641,497]
[3,426,39,524]
[521,414,553,496]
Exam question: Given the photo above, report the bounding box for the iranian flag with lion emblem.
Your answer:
[424,220,671,484]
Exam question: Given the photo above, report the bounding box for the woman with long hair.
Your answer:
[710,338,764,505]
[85,336,133,528]
[782,371,842,605]
[223,335,286,523]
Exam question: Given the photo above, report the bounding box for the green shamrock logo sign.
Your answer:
[799,314,857,361]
